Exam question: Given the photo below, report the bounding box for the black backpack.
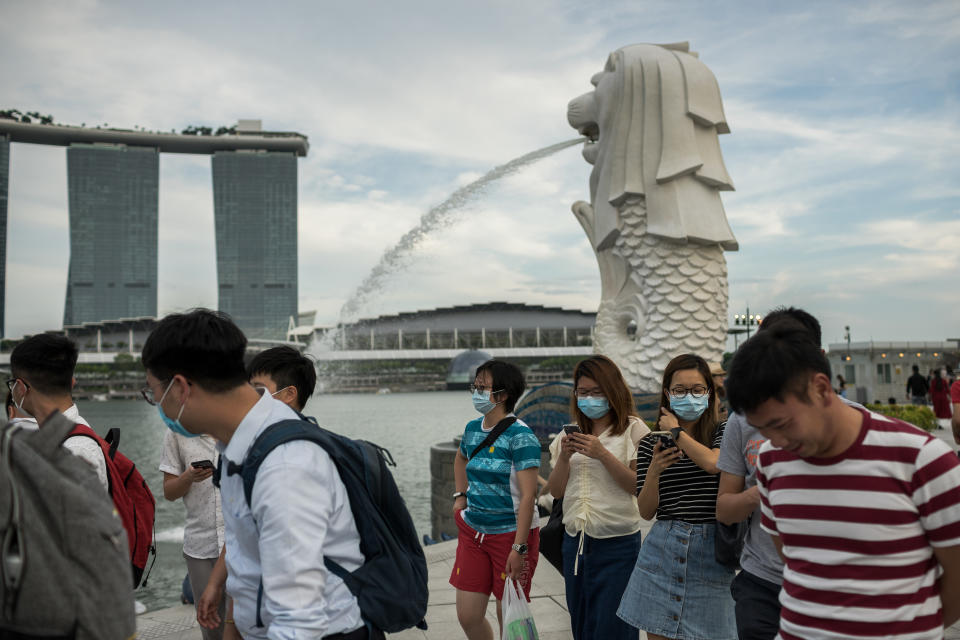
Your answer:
[221,419,428,633]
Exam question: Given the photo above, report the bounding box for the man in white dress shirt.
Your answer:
[8,334,108,491]
[141,309,376,640]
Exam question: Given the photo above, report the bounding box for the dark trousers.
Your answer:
[324,626,385,640]
[562,530,641,640]
[730,570,781,640]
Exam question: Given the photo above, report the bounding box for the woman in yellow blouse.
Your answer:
[546,355,649,640]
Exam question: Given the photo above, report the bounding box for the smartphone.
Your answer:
[650,431,676,450]
[190,459,214,470]
[562,423,581,435]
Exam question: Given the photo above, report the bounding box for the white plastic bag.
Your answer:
[501,577,539,640]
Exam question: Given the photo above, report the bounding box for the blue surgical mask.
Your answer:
[157,379,199,438]
[669,395,710,422]
[577,396,609,420]
[472,390,500,415]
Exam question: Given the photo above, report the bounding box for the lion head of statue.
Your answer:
[568,42,738,252]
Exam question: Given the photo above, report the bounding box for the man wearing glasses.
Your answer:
[141,309,373,640]
[7,334,108,491]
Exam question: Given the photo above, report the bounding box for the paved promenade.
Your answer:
[136,537,635,640]
[136,528,960,639]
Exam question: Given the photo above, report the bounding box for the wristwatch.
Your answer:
[511,543,528,555]
[670,426,683,442]
[452,491,466,500]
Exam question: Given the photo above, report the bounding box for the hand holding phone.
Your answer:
[562,423,581,435]
[650,431,676,450]
[190,459,214,470]
[649,431,681,473]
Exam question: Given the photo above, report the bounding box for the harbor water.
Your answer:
[75,391,474,611]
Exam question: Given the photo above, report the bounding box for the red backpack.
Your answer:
[69,424,157,588]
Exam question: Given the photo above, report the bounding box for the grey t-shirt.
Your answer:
[717,411,783,585]
[718,397,865,586]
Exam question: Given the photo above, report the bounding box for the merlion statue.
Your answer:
[568,42,738,392]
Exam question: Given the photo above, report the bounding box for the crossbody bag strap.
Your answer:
[469,416,517,461]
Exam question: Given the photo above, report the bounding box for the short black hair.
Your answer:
[475,360,526,413]
[759,306,822,346]
[913,365,920,373]
[726,319,831,415]
[10,334,78,394]
[141,309,248,393]
[248,346,317,411]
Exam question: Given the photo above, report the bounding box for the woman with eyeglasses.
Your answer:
[617,353,736,640]
[450,360,541,640]
[545,355,649,640]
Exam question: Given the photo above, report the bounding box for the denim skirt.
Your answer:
[617,520,736,640]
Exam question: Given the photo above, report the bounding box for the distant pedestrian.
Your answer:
[727,321,960,638]
[952,376,960,447]
[618,354,736,640]
[835,373,847,398]
[545,355,649,640]
[931,369,953,430]
[907,365,929,404]
[451,360,540,640]
[710,361,728,421]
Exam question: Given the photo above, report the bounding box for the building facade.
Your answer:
[0,135,8,338]
[826,340,958,404]
[64,144,159,326]
[212,151,298,339]
[301,302,597,351]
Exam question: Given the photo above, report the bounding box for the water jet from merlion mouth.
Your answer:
[310,137,584,354]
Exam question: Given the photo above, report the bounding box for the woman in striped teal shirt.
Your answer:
[449,360,541,640]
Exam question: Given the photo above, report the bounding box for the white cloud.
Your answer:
[1,0,957,345]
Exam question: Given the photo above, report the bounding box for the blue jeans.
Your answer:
[562,530,641,640]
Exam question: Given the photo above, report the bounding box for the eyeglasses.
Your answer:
[4,379,28,392]
[140,382,166,406]
[469,385,504,395]
[668,385,709,399]
[574,387,604,398]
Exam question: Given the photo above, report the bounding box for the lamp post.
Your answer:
[734,307,762,341]
[844,325,851,362]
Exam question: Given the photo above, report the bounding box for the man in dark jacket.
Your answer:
[906,365,929,405]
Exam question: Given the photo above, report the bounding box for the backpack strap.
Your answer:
[103,428,120,460]
[226,419,320,508]
[223,418,331,628]
[468,416,517,461]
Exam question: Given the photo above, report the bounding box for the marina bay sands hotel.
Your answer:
[0,118,308,339]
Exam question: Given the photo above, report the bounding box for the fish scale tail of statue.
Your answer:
[569,42,737,393]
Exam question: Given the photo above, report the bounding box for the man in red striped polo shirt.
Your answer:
[726,321,960,640]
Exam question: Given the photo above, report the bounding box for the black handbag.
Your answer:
[714,518,748,570]
[539,497,565,572]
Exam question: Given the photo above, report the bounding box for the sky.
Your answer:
[1,0,958,349]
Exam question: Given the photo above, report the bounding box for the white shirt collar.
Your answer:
[222,392,287,463]
[62,404,88,426]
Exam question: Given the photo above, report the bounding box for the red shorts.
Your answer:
[449,509,540,601]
